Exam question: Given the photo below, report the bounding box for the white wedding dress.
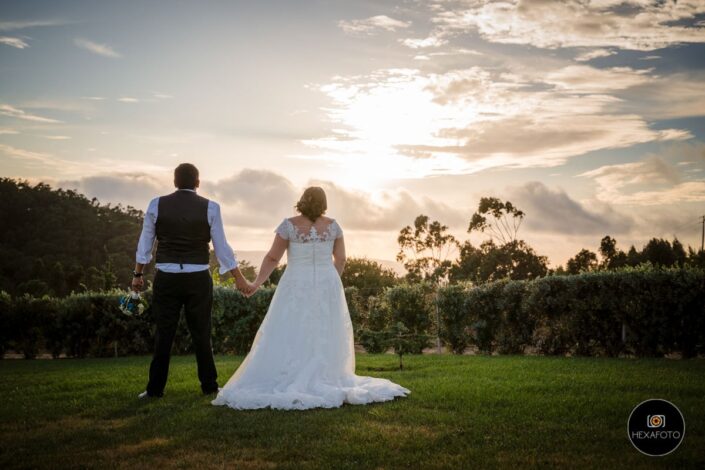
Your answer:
[211,218,410,410]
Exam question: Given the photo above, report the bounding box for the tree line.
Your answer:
[395,197,705,286]
[1,178,702,298]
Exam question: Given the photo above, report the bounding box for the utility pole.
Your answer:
[701,215,705,252]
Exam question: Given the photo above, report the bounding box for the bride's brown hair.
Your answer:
[295,186,327,222]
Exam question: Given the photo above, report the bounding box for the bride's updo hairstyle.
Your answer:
[295,186,327,222]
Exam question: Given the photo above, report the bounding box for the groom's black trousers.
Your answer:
[146,269,218,396]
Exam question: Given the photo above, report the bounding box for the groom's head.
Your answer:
[174,163,200,190]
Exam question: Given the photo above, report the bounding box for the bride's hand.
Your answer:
[244,281,260,298]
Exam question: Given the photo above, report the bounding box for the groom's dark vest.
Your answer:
[155,190,211,265]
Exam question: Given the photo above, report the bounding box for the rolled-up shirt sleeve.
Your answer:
[208,201,238,274]
[135,197,159,264]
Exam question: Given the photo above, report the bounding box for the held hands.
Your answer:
[244,281,261,298]
[234,275,258,297]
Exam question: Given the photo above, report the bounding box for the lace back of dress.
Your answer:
[277,218,340,243]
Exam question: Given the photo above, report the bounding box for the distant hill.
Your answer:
[0,178,144,297]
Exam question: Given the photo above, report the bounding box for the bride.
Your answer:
[211,187,410,410]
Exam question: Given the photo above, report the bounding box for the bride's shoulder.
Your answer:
[275,217,295,239]
[325,217,343,238]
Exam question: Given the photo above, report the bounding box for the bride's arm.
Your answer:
[333,236,346,276]
[252,234,288,289]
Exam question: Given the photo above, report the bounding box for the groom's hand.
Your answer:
[234,275,250,294]
[131,276,144,292]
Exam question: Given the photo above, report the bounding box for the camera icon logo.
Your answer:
[647,414,665,428]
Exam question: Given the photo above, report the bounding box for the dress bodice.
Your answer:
[275,218,343,268]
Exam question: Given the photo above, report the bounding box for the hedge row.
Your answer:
[2,266,703,359]
[437,266,705,357]
[0,287,363,359]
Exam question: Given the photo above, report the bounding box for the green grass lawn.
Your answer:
[0,354,703,469]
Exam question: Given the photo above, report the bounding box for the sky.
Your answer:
[1,0,705,268]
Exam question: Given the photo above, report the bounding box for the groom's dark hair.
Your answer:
[174,163,199,189]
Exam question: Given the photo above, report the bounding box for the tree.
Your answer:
[468,197,525,244]
[450,239,549,283]
[0,178,145,296]
[565,249,598,274]
[598,235,628,270]
[452,198,547,284]
[341,257,398,297]
[687,246,705,268]
[212,260,257,286]
[641,237,684,267]
[626,245,641,266]
[397,215,458,283]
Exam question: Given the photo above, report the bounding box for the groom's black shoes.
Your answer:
[138,390,163,399]
[202,387,222,396]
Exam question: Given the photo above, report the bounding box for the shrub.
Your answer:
[212,286,274,354]
[437,285,470,354]
[359,296,390,353]
[384,284,433,353]
[344,287,365,340]
[464,282,503,354]
[495,280,532,355]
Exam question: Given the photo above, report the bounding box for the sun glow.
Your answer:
[300,68,488,189]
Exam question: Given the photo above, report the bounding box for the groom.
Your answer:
[132,163,253,398]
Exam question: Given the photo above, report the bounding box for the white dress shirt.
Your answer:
[135,189,238,274]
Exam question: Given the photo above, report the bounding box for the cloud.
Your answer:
[311,180,465,231]
[506,181,634,235]
[117,97,139,103]
[616,72,705,119]
[338,15,411,35]
[432,0,705,51]
[44,135,71,140]
[0,19,66,31]
[201,169,299,227]
[74,37,121,58]
[0,104,61,123]
[543,65,651,94]
[608,181,705,205]
[0,143,58,167]
[0,128,19,135]
[577,142,705,205]
[0,36,29,49]
[58,173,169,209]
[203,170,461,231]
[203,171,465,231]
[307,66,690,176]
[400,36,447,49]
[66,168,464,233]
[574,48,616,62]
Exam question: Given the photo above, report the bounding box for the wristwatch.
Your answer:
[132,271,144,278]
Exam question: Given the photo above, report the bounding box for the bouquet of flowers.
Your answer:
[119,290,149,316]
